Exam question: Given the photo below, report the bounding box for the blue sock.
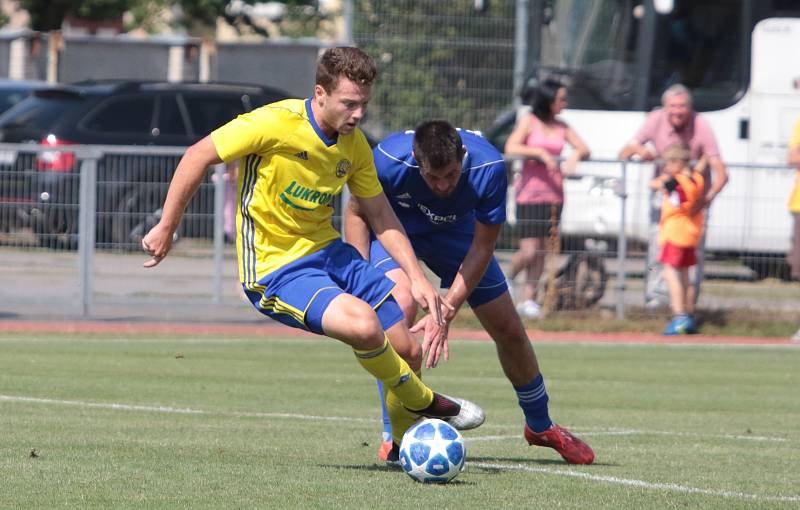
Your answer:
[514,374,552,433]
[376,380,392,442]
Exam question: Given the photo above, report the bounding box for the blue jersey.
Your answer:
[373,129,507,235]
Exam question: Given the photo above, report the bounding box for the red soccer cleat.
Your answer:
[377,441,401,469]
[377,439,394,462]
[524,423,595,465]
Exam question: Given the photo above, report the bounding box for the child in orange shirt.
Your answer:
[649,143,705,335]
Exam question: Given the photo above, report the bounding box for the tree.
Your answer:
[20,0,130,31]
[20,0,325,37]
[352,0,516,137]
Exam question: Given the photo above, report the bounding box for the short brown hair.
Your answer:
[315,47,377,92]
[413,120,465,170]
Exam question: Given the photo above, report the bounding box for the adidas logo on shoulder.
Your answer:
[294,151,309,160]
[396,192,412,199]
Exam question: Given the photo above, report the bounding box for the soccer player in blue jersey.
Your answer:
[345,120,595,465]
[140,47,484,453]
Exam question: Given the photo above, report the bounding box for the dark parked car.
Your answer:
[0,80,292,249]
[0,79,51,114]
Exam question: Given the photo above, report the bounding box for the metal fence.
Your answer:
[0,143,798,322]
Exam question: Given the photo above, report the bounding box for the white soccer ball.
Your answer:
[399,418,466,483]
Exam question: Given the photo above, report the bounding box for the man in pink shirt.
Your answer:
[619,84,728,310]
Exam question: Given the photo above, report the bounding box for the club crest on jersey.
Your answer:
[336,159,352,178]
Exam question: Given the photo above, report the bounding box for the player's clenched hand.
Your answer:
[409,277,453,326]
[411,314,450,369]
[142,222,174,268]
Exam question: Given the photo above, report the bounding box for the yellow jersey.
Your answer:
[788,118,800,213]
[211,98,382,284]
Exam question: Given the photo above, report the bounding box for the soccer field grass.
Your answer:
[1,332,798,509]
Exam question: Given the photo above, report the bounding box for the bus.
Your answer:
[491,0,800,277]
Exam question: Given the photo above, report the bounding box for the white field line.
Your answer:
[468,429,787,443]
[0,395,374,422]
[469,462,800,503]
[1,395,789,441]
[4,394,799,503]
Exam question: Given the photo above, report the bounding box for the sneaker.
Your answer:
[411,393,486,430]
[524,423,595,465]
[516,299,542,319]
[380,441,401,469]
[506,279,516,302]
[663,314,693,335]
[645,297,668,311]
[685,314,698,334]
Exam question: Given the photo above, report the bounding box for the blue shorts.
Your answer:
[369,230,508,308]
[243,239,405,335]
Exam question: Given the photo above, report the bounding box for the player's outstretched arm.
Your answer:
[343,197,372,259]
[444,221,503,315]
[142,136,223,267]
[354,192,452,325]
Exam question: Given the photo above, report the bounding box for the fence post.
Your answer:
[615,160,629,320]
[512,0,529,106]
[78,154,98,317]
[212,163,226,303]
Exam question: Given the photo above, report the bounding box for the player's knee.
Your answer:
[517,246,538,264]
[346,309,385,348]
[492,313,529,348]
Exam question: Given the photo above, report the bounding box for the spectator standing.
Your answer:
[504,78,590,319]
[210,159,238,244]
[618,84,728,309]
[786,116,800,342]
[649,144,705,335]
[787,116,800,281]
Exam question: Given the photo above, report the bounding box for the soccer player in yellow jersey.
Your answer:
[141,47,484,449]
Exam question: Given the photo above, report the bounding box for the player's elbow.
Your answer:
[347,197,362,217]
[185,136,222,167]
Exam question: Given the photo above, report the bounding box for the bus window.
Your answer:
[540,0,642,110]
[538,0,746,112]
[648,0,745,111]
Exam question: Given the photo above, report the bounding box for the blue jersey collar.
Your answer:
[305,97,338,147]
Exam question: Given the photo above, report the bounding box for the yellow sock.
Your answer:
[382,371,425,444]
[353,337,433,411]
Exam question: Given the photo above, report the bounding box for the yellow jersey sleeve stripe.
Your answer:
[240,154,261,285]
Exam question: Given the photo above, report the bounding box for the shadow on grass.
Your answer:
[320,464,477,485]
[324,457,614,481]
[468,455,616,469]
